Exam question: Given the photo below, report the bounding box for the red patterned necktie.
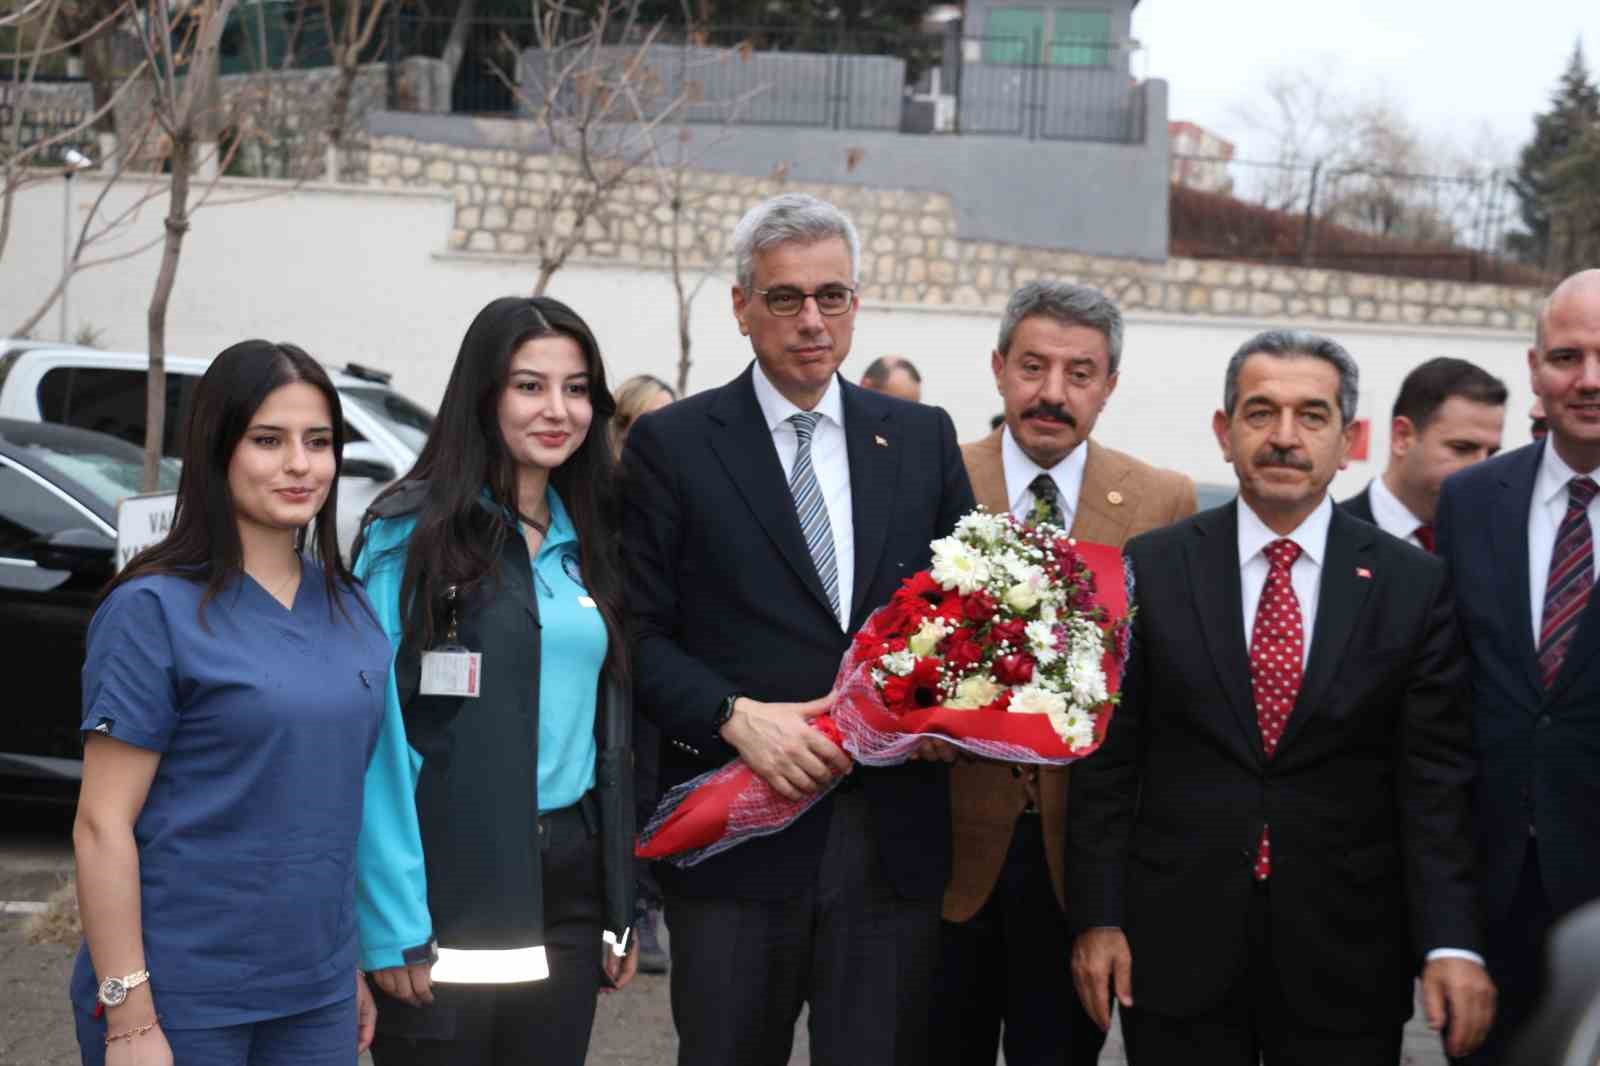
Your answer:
[1538,477,1599,689]
[1414,524,1436,552]
[1248,538,1304,880]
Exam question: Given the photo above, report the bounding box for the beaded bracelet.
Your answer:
[105,1019,159,1047]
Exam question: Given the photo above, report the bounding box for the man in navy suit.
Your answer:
[621,193,975,1066]
[1436,268,1600,1063]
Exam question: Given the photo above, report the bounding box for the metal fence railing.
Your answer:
[384,14,1148,142]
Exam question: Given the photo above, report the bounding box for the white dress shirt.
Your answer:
[1366,476,1427,548]
[1236,493,1482,967]
[1528,442,1600,646]
[1238,495,1331,670]
[1001,426,1088,526]
[751,362,855,629]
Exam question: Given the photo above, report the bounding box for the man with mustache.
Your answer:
[1434,269,1600,1063]
[1068,329,1494,1064]
[1341,357,1506,548]
[931,281,1195,1066]
[622,193,975,1066]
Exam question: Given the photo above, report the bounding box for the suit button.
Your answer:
[1537,713,1552,729]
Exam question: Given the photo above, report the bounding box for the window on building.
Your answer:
[1050,9,1112,67]
[983,7,1045,65]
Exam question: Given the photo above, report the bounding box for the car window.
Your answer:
[0,463,101,592]
[37,367,197,456]
[340,386,434,453]
[21,443,180,503]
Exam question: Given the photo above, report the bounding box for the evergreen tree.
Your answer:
[1508,41,1600,271]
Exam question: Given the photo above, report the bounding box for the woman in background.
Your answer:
[609,372,677,975]
[71,341,385,1065]
[356,295,636,1066]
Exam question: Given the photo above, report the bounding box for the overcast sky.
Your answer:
[1134,0,1600,167]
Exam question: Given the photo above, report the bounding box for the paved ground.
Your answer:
[0,800,1449,1065]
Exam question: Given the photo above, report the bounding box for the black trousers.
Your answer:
[369,799,606,1066]
[663,786,941,1066]
[930,814,1106,1066]
[1458,841,1554,1066]
[1128,881,1403,1066]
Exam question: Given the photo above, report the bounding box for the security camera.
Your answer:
[63,148,93,170]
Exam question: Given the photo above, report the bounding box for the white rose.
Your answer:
[908,618,948,658]
[1010,685,1067,718]
[943,674,1005,709]
[1005,581,1041,613]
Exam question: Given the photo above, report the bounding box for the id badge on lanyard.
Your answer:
[419,586,482,698]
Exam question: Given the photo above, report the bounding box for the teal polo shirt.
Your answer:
[530,486,606,812]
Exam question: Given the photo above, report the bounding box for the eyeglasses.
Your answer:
[753,285,856,317]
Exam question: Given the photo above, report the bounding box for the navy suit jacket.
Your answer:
[1339,484,1376,526]
[621,364,975,901]
[1436,440,1600,921]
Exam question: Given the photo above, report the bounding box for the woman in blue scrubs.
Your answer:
[70,341,390,1065]
[354,296,637,1066]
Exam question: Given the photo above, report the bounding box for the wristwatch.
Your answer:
[97,969,150,1008]
[714,692,744,739]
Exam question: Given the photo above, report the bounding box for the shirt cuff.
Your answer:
[1425,948,1485,966]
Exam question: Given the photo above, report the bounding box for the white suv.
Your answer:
[0,340,433,555]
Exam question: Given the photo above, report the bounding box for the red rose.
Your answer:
[936,591,967,622]
[993,652,1036,686]
[943,630,985,674]
[963,589,999,624]
[988,618,1028,648]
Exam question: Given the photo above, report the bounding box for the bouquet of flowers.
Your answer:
[636,508,1132,866]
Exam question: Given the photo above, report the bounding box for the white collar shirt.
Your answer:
[751,361,855,629]
[1366,476,1427,548]
[1528,441,1600,646]
[1001,425,1088,528]
[1238,495,1332,671]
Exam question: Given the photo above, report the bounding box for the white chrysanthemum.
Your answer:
[997,551,1037,582]
[1047,707,1097,751]
[1010,685,1067,717]
[1026,620,1061,666]
[1061,655,1109,708]
[930,537,991,594]
[1039,604,1059,624]
[955,511,1004,546]
[881,650,917,677]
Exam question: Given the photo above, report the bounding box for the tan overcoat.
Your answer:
[942,431,1198,922]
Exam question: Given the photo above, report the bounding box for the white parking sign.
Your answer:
[116,491,178,571]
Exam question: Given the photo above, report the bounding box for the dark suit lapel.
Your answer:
[1186,502,1265,763]
[1278,507,1376,753]
[1492,442,1543,700]
[841,381,901,630]
[705,365,836,623]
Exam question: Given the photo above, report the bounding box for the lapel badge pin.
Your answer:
[874,434,888,447]
[1107,490,1124,506]
[1355,566,1373,579]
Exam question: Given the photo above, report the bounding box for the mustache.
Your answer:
[1253,445,1313,471]
[1023,403,1076,428]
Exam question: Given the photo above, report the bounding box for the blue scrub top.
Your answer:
[69,560,391,1030]
[533,486,607,812]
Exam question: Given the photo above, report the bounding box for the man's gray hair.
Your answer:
[1223,329,1360,425]
[732,193,860,292]
[996,282,1124,375]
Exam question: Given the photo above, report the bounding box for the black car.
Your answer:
[0,419,179,796]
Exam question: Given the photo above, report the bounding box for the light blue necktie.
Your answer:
[787,412,840,619]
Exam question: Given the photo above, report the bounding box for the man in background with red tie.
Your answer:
[1435,268,1600,1064]
[1067,329,1495,1064]
[1341,357,1507,548]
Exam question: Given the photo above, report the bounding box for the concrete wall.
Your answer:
[1,173,1540,502]
[367,91,1171,261]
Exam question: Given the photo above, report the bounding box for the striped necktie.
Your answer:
[1538,476,1599,689]
[787,412,840,619]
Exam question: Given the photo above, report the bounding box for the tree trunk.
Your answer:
[326,58,358,180]
[533,260,558,296]
[81,29,120,146]
[441,0,477,89]
[144,132,193,492]
[669,198,692,395]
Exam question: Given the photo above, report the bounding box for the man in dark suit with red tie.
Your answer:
[1340,357,1506,549]
[1435,269,1600,1063]
[1068,329,1495,1064]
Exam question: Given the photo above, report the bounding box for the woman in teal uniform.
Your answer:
[355,296,637,1066]
[70,341,388,1065]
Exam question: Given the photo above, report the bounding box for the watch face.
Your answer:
[99,978,126,1007]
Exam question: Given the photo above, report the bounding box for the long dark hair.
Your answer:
[362,296,626,682]
[102,341,357,620]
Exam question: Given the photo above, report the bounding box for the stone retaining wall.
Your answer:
[364,132,1542,333]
